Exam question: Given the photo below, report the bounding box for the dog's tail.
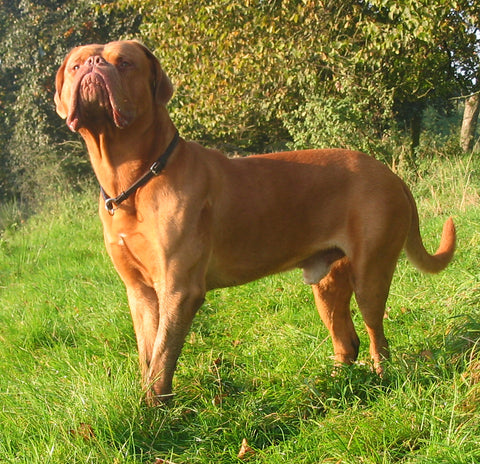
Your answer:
[403,185,456,274]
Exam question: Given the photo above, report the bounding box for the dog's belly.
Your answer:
[205,238,345,290]
[206,260,295,289]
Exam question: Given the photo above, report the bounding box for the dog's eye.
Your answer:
[72,64,80,71]
[118,59,131,69]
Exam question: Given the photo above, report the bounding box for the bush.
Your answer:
[282,77,396,161]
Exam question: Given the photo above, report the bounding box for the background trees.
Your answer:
[0,0,479,207]
[125,0,479,158]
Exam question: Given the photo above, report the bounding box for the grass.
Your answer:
[0,155,479,463]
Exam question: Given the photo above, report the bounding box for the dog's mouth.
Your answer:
[67,69,134,132]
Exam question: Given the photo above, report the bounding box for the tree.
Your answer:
[120,0,480,160]
[460,92,480,152]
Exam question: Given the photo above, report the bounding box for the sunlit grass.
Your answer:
[0,155,479,463]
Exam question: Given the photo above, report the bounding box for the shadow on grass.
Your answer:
[301,362,394,413]
[106,364,391,461]
[104,309,480,462]
[443,312,480,361]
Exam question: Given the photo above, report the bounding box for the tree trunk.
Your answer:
[410,111,421,159]
[460,93,480,153]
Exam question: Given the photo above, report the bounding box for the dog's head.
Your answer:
[54,40,173,132]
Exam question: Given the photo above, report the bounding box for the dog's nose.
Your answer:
[86,55,107,67]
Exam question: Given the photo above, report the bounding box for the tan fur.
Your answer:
[55,41,456,403]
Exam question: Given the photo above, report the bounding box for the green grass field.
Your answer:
[0,155,479,463]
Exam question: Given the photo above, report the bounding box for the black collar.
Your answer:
[100,130,180,215]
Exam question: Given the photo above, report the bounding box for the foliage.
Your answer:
[131,0,308,151]
[120,0,480,158]
[283,77,396,159]
[0,0,141,204]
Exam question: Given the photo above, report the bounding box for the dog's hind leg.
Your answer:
[351,251,400,374]
[311,257,359,365]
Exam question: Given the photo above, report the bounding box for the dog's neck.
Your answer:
[79,111,177,204]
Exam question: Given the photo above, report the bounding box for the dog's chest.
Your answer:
[104,224,162,287]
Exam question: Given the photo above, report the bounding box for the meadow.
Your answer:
[0,153,479,463]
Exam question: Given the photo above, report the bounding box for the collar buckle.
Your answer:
[104,197,117,215]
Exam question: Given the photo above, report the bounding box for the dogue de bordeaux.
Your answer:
[55,40,456,403]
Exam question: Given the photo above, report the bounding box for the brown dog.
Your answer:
[55,40,456,403]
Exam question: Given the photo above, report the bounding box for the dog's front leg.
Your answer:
[146,282,205,404]
[106,240,162,389]
[125,282,160,383]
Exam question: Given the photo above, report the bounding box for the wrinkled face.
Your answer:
[55,40,173,132]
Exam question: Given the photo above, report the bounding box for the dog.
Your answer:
[55,40,456,403]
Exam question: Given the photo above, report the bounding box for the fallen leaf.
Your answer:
[213,393,228,406]
[420,350,433,360]
[237,438,255,460]
[209,357,222,373]
[69,423,95,441]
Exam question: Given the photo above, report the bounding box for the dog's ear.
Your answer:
[154,66,174,106]
[134,42,173,106]
[54,52,71,119]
